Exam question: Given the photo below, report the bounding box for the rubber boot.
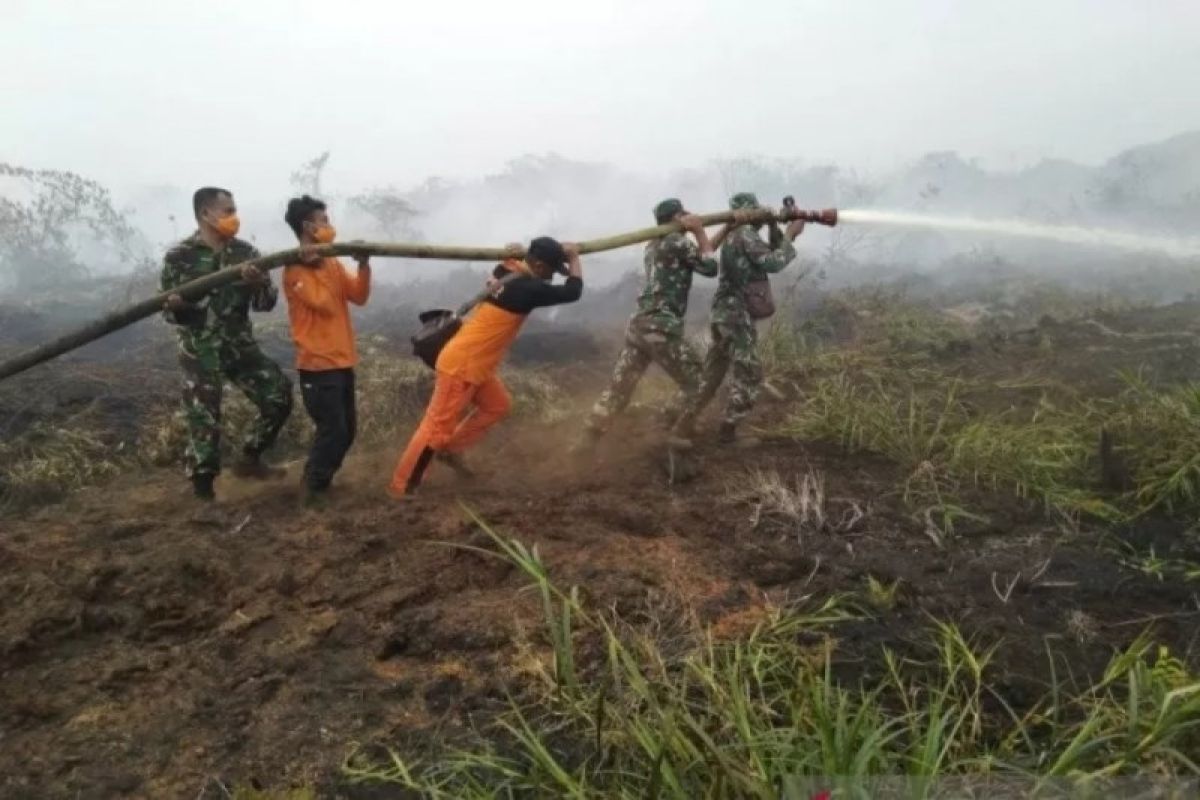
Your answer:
[303,488,329,510]
[718,421,760,448]
[404,446,435,495]
[188,474,233,525]
[664,447,702,485]
[666,417,696,451]
[192,473,216,501]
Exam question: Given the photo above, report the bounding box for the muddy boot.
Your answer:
[666,419,696,451]
[436,451,476,481]
[188,475,231,525]
[663,447,701,485]
[192,473,216,501]
[389,446,434,499]
[718,421,760,448]
[231,452,286,481]
[303,488,329,510]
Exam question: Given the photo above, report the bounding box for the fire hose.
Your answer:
[0,206,837,382]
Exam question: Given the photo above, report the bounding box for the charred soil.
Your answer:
[2,406,1197,797]
[3,298,1200,797]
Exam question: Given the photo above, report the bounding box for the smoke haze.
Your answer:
[3,0,1199,287]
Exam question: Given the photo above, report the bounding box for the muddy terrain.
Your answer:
[2,407,1198,797]
[2,297,1200,797]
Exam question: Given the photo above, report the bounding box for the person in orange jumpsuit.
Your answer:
[390,237,583,497]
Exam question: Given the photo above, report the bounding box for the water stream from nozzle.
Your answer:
[838,209,1200,258]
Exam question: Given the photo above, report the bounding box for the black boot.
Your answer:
[667,418,696,450]
[718,421,760,448]
[303,486,329,510]
[718,421,736,444]
[405,446,435,494]
[192,473,216,501]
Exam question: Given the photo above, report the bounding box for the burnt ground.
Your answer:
[3,297,1200,797]
[1,403,1199,798]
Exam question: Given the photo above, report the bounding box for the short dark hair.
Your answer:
[527,236,567,275]
[284,195,327,238]
[192,187,231,219]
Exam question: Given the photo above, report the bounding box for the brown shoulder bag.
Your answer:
[744,278,776,320]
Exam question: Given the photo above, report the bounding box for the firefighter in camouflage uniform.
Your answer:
[161,187,293,500]
[585,198,742,447]
[693,192,805,446]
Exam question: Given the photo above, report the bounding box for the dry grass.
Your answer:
[0,423,122,505]
[344,518,1200,798]
[725,467,866,542]
[0,350,568,511]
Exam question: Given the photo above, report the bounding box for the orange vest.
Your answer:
[436,302,526,384]
[283,258,370,371]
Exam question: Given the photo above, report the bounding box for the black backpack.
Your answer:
[410,271,524,369]
[411,308,460,369]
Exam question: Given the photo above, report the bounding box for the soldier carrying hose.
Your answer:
[160,187,293,501]
[690,192,806,446]
[582,198,747,449]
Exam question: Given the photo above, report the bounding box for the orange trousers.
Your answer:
[389,372,512,496]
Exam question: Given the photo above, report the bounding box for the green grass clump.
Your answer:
[343,518,1200,798]
[776,369,1110,519]
[760,317,821,379]
[1096,372,1200,514]
[765,305,1200,521]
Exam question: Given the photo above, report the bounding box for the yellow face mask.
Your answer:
[210,213,241,239]
[311,224,336,244]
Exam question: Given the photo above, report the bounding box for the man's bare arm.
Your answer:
[679,214,714,257]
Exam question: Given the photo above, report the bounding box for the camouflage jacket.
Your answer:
[711,225,797,325]
[160,232,276,354]
[630,232,718,337]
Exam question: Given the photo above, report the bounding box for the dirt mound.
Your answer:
[1,408,1196,798]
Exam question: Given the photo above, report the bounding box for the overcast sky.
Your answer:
[4,0,1199,199]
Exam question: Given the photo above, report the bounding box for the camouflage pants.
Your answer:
[589,324,704,431]
[694,317,762,426]
[178,344,293,477]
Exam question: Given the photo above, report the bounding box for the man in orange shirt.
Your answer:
[390,237,583,497]
[282,195,371,505]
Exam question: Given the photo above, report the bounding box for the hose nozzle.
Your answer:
[781,197,838,227]
[791,208,838,227]
[810,208,838,227]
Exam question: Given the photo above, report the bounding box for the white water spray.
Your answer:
[838,209,1200,258]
